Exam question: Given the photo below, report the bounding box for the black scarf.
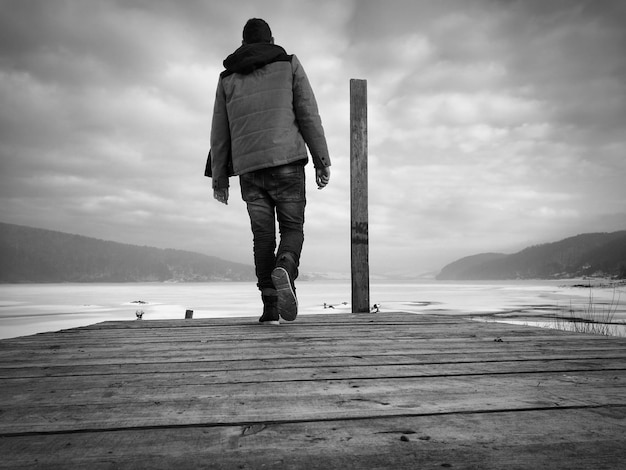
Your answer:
[221,43,292,78]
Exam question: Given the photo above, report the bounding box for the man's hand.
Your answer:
[316,167,331,189]
[214,188,229,205]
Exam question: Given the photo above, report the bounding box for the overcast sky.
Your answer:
[1,0,625,276]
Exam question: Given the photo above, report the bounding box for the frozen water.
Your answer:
[0,280,624,339]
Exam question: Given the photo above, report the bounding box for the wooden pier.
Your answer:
[1,312,625,469]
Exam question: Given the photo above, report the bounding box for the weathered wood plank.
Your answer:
[2,340,624,371]
[0,314,617,350]
[2,369,624,434]
[1,408,625,469]
[2,358,625,393]
[0,354,626,384]
[2,317,621,349]
[3,350,626,381]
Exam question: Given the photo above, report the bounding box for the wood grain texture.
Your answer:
[1,312,625,469]
[350,78,369,313]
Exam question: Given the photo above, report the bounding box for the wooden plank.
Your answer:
[5,372,626,423]
[2,408,625,469]
[1,368,624,434]
[2,313,621,346]
[0,352,626,384]
[2,332,624,365]
[350,78,370,313]
[3,350,626,381]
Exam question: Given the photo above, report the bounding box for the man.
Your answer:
[210,18,331,325]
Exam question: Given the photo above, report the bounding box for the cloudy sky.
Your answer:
[1,0,625,276]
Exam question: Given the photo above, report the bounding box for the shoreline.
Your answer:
[1,279,625,341]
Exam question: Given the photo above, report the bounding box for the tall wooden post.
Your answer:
[350,79,370,313]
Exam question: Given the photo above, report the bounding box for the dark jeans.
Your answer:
[240,163,306,291]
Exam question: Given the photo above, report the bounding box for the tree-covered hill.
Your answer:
[0,222,255,283]
[437,231,626,280]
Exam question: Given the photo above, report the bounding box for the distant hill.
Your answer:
[0,222,255,283]
[437,231,626,280]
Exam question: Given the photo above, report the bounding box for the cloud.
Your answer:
[1,0,625,276]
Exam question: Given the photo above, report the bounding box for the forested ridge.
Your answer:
[0,222,254,283]
[437,231,626,280]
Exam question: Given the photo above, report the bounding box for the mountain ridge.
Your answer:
[437,231,626,280]
[3,222,625,283]
[0,222,255,283]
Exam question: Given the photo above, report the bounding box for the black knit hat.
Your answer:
[243,18,272,44]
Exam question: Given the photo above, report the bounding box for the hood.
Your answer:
[222,43,290,76]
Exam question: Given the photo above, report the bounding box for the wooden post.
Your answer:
[350,79,370,313]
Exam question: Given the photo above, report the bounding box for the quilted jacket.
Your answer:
[210,43,330,189]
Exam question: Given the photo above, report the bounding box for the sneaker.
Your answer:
[259,295,280,325]
[271,267,298,321]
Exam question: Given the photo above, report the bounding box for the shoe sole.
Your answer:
[260,320,280,326]
[271,267,298,321]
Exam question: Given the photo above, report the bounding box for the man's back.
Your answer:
[210,43,329,186]
[219,50,307,174]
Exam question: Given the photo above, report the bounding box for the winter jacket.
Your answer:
[210,43,331,189]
